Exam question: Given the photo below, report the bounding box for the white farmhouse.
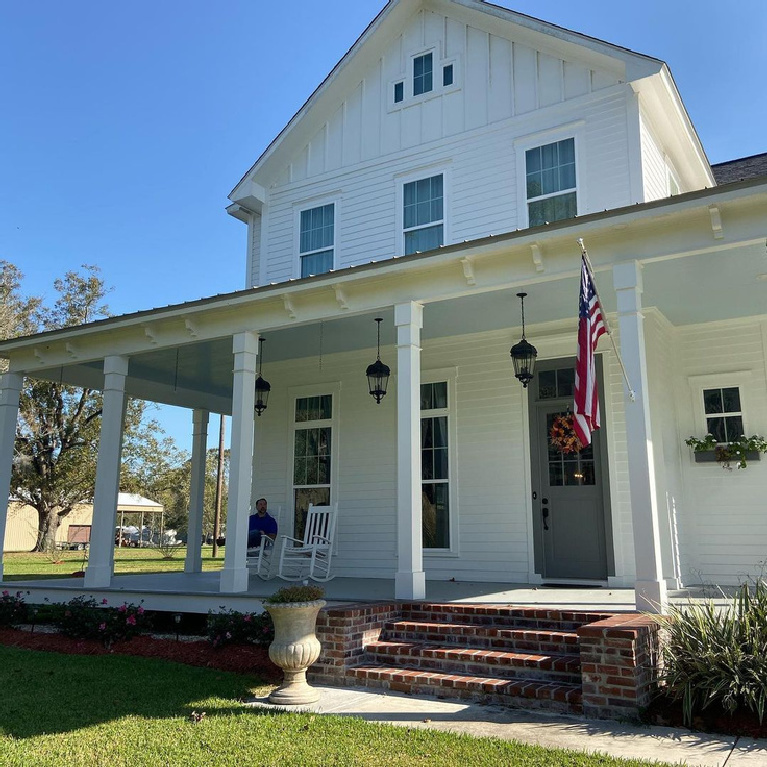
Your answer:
[1,0,766,617]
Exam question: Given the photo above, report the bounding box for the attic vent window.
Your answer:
[394,81,404,104]
[413,53,433,96]
[442,64,454,87]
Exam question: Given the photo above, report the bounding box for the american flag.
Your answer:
[573,255,606,447]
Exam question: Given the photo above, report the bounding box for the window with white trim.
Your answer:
[299,204,334,278]
[403,174,443,255]
[292,394,333,539]
[703,387,744,443]
[421,381,450,549]
[413,52,433,96]
[525,138,577,227]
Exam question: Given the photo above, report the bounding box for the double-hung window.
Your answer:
[403,174,443,255]
[299,204,334,278]
[703,387,744,443]
[421,381,450,549]
[525,138,577,227]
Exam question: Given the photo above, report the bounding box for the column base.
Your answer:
[634,579,668,614]
[184,551,203,575]
[84,564,112,589]
[394,570,426,600]
[220,566,250,593]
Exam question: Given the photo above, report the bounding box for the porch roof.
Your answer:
[2,176,766,412]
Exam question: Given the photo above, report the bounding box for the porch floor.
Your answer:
[4,570,731,614]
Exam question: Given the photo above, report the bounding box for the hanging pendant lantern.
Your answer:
[366,317,390,404]
[254,336,271,416]
[510,292,538,388]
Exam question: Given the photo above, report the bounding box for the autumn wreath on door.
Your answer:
[549,414,584,454]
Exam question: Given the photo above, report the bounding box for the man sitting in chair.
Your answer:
[247,498,278,550]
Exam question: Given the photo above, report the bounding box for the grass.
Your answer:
[0,646,675,767]
[2,547,225,581]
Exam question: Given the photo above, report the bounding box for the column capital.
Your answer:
[232,331,260,356]
[394,302,423,329]
[103,355,129,377]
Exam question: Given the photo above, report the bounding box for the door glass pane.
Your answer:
[538,369,557,400]
[556,367,575,397]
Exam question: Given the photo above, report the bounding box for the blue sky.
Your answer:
[2,1,765,450]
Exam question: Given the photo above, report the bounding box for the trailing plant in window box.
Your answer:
[685,434,767,470]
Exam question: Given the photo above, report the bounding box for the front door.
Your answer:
[530,364,609,581]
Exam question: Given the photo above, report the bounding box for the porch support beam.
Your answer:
[185,408,209,574]
[613,262,668,614]
[85,356,129,589]
[394,302,426,600]
[0,370,23,581]
[220,332,258,592]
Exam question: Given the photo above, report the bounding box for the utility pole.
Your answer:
[212,414,226,558]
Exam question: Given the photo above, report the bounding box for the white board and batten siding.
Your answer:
[256,8,636,286]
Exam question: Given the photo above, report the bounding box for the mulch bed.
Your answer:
[0,627,281,681]
[643,693,767,739]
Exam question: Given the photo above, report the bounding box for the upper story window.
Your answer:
[403,174,443,255]
[703,387,744,443]
[525,138,577,227]
[299,203,334,278]
[413,53,433,96]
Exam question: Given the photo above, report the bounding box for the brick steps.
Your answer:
[349,664,583,715]
[400,603,614,631]
[387,620,579,654]
[365,640,582,684]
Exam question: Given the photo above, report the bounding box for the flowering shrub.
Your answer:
[0,589,28,627]
[51,596,150,647]
[206,608,274,649]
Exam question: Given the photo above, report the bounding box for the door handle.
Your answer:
[542,507,549,531]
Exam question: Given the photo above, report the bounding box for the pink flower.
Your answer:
[101,599,108,605]
[137,606,144,615]
[2,590,8,597]
[118,604,127,613]
[98,623,106,631]
[126,615,136,626]
[243,614,252,623]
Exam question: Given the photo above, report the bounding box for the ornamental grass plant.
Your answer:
[656,579,767,725]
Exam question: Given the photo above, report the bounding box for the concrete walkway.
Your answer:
[248,686,767,766]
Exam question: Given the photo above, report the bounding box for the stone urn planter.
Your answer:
[264,585,326,705]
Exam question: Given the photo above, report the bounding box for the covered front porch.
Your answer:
[1,179,765,614]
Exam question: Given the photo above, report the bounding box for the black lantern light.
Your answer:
[254,336,271,416]
[366,317,390,404]
[510,292,537,388]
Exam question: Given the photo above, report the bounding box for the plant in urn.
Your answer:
[263,585,326,705]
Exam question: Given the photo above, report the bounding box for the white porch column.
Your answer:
[0,370,23,581]
[184,408,209,574]
[220,332,258,593]
[613,262,668,614]
[85,356,129,589]
[394,302,426,600]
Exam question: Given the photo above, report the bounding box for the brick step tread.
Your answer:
[348,664,582,706]
[400,603,613,630]
[366,640,581,674]
[385,620,579,650]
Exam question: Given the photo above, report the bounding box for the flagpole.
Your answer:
[577,238,636,402]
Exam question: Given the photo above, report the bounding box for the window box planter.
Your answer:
[694,450,761,464]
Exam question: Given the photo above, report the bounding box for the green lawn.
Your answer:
[0,646,674,767]
[2,546,224,581]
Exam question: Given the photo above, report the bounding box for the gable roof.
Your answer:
[229,0,670,203]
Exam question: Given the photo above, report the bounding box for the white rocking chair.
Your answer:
[277,503,338,582]
[246,505,281,580]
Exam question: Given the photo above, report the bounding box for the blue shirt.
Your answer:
[249,512,278,537]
